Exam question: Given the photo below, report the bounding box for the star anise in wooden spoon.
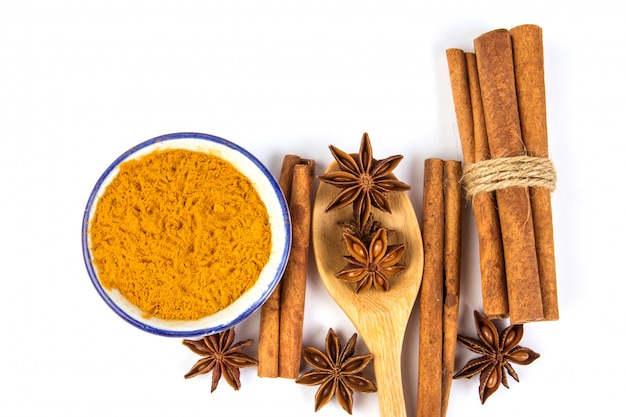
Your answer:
[318,132,411,228]
[338,213,394,244]
[453,310,540,403]
[182,327,258,392]
[296,328,377,414]
[336,227,406,293]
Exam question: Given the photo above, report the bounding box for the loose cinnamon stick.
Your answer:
[474,29,544,324]
[441,160,462,417]
[278,159,315,379]
[510,24,559,321]
[417,158,445,417]
[258,154,301,378]
[446,49,509,318]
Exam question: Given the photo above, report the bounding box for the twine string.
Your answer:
[462,155,557,198]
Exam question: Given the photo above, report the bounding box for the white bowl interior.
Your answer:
[82,133,290,337]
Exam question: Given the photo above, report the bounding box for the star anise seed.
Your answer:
[319,132,411,228]
[182,327,258,392]
[453,310,540,404]
[296,328,377,414]
[336,227,406,293]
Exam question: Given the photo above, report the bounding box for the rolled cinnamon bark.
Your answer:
[474,29,544,324]
[445,49,475,164]
[258,154,302,378]
[467,52,509,318]
[417,158,445,417]
[446,49,509,319]
[510,24,559,321]
[441,160,462,417]
[278,159,315,379]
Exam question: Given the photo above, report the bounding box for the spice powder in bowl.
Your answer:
[82,133,291,337]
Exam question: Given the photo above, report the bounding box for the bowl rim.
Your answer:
[81,132,291,337]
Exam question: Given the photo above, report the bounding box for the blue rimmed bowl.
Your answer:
[82,132,291,337]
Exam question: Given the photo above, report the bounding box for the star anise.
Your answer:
[182,327,258,392]
[335,227,406,293]
[338,214,394,244]
[453,310,540,403]
[296,328,377,414]
[319,132,411,228]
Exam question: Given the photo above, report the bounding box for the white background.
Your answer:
[1,1,623,416]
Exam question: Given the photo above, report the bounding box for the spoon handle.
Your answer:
[370,336,407,417]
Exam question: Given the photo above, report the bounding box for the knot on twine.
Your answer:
[462,155,557,198]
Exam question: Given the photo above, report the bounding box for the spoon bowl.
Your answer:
[312,162,424,417]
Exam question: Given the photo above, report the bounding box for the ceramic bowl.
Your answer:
[82,132,291,337]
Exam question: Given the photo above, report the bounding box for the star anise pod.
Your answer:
[336,227,406,293]
[453,310,540,404]
[182,327,258,392]
[296,328,377,414]
[319,132,411,228]
[338,213,394,243]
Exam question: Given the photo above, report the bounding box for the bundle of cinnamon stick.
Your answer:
[257,155,315,379]
[446,24,558,324]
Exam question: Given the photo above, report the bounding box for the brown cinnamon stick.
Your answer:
[466,52,510,318]
[474,29,544,324]
[441,160,463,417]
[257,155,301,378]
[446,49,509,319]
[510,24,559,321]
[445,49,475,164]
[417,158,445,417]
[278,159,315,379]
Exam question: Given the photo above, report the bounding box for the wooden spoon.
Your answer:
[312,163,424,417]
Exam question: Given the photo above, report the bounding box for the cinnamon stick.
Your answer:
[417,158,445,417]
[467,52,510,318]
[446,49,509,318]
[510,24,559,321]
[278,159,315,379]
[441,160,462,417]
[257,154,301,378]
[445,49,475,164]
[474,29,544,324]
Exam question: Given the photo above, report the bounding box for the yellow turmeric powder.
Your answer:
[89,148,272,321]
